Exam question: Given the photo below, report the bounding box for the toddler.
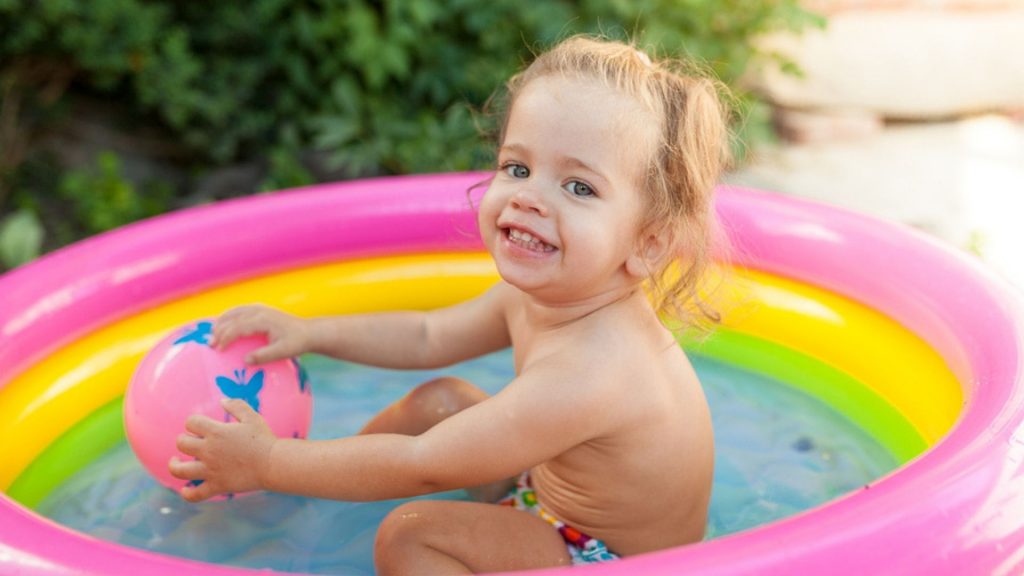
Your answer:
[169,35,730,574]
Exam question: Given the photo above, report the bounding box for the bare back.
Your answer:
[502,284,714,556]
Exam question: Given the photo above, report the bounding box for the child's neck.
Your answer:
[521,284,646,332]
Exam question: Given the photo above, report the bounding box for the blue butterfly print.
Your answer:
[174,321,214,346]
[215,368,264,413]
[290,358,310,394]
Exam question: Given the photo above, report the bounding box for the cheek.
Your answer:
[476,189,501,238]
[476,186,495,220]
[563,217,621,261]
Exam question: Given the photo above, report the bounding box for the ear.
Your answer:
[626,226,673,279]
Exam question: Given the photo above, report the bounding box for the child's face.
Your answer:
[479,75,659,303]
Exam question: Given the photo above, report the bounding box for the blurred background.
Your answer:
[1,0,1021,286]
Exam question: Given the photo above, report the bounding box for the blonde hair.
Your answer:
[494,35,732,329]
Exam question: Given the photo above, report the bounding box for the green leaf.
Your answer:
[312,116,362,149]
[0,209,44,268]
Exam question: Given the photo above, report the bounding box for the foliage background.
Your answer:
[0,0,823,270]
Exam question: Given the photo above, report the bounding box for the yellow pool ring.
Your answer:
[717,269,961,443]
[0,254,959,490]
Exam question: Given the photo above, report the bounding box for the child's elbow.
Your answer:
[411,462,466,495]
[405,439,472,495]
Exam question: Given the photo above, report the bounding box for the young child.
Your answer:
[169,35,730,574]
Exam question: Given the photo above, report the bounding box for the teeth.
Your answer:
[506,227,555,252]
[510,229,533,242]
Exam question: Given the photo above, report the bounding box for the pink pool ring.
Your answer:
[0,172,1023,575]
[124,320,312,493]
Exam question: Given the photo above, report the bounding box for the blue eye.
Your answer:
[565,180,595,197]
[503,164,530,179]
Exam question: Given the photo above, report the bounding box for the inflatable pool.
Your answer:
[1,172,1022,574]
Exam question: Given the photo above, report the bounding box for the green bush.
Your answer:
[58,151,172,235]
[0,0,824,267]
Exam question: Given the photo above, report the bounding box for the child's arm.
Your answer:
[170,354,616,503]
[211,283,512,369]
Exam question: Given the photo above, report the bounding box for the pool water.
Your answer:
[37,349,898,574]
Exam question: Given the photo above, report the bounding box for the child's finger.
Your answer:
[211,320,242,350]
[175,433,202,457]
[180,482,214,503]
[217,305,256,325]
[222,398,260,424]
[168,456,206,481]
[215,319,267,352]
[210,321,230,348]
[246,340,288,365]
[184,413,217,436]
[212,308,257,346]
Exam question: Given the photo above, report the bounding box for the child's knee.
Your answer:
[375,501,434,567]
[406,377,487,418]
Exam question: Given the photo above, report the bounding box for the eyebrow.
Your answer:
[498,143,529,158]
[562,156,608,184]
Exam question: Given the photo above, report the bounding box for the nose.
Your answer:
[510,190,548,216]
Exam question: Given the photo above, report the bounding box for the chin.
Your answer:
[494,264,541,293]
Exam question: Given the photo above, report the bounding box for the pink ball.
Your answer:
[124,320,313,493]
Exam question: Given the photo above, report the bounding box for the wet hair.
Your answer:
[492,35,732,329]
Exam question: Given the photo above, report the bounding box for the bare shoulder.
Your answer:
[545,315,699,432]
[575,307,696,390]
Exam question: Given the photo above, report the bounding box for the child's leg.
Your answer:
[359,376,488,436]
[358,376,515,502]
[375,499,572,575]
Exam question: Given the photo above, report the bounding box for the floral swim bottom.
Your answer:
[498,472,620,565]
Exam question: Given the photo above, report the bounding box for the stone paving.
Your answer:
[727,0,1024,290]
[726,113,1024,289]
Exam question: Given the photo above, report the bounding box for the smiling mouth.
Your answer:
[505,227,556,253]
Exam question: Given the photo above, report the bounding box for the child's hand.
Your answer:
[211,305,311,364]
[168,398,278,502]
